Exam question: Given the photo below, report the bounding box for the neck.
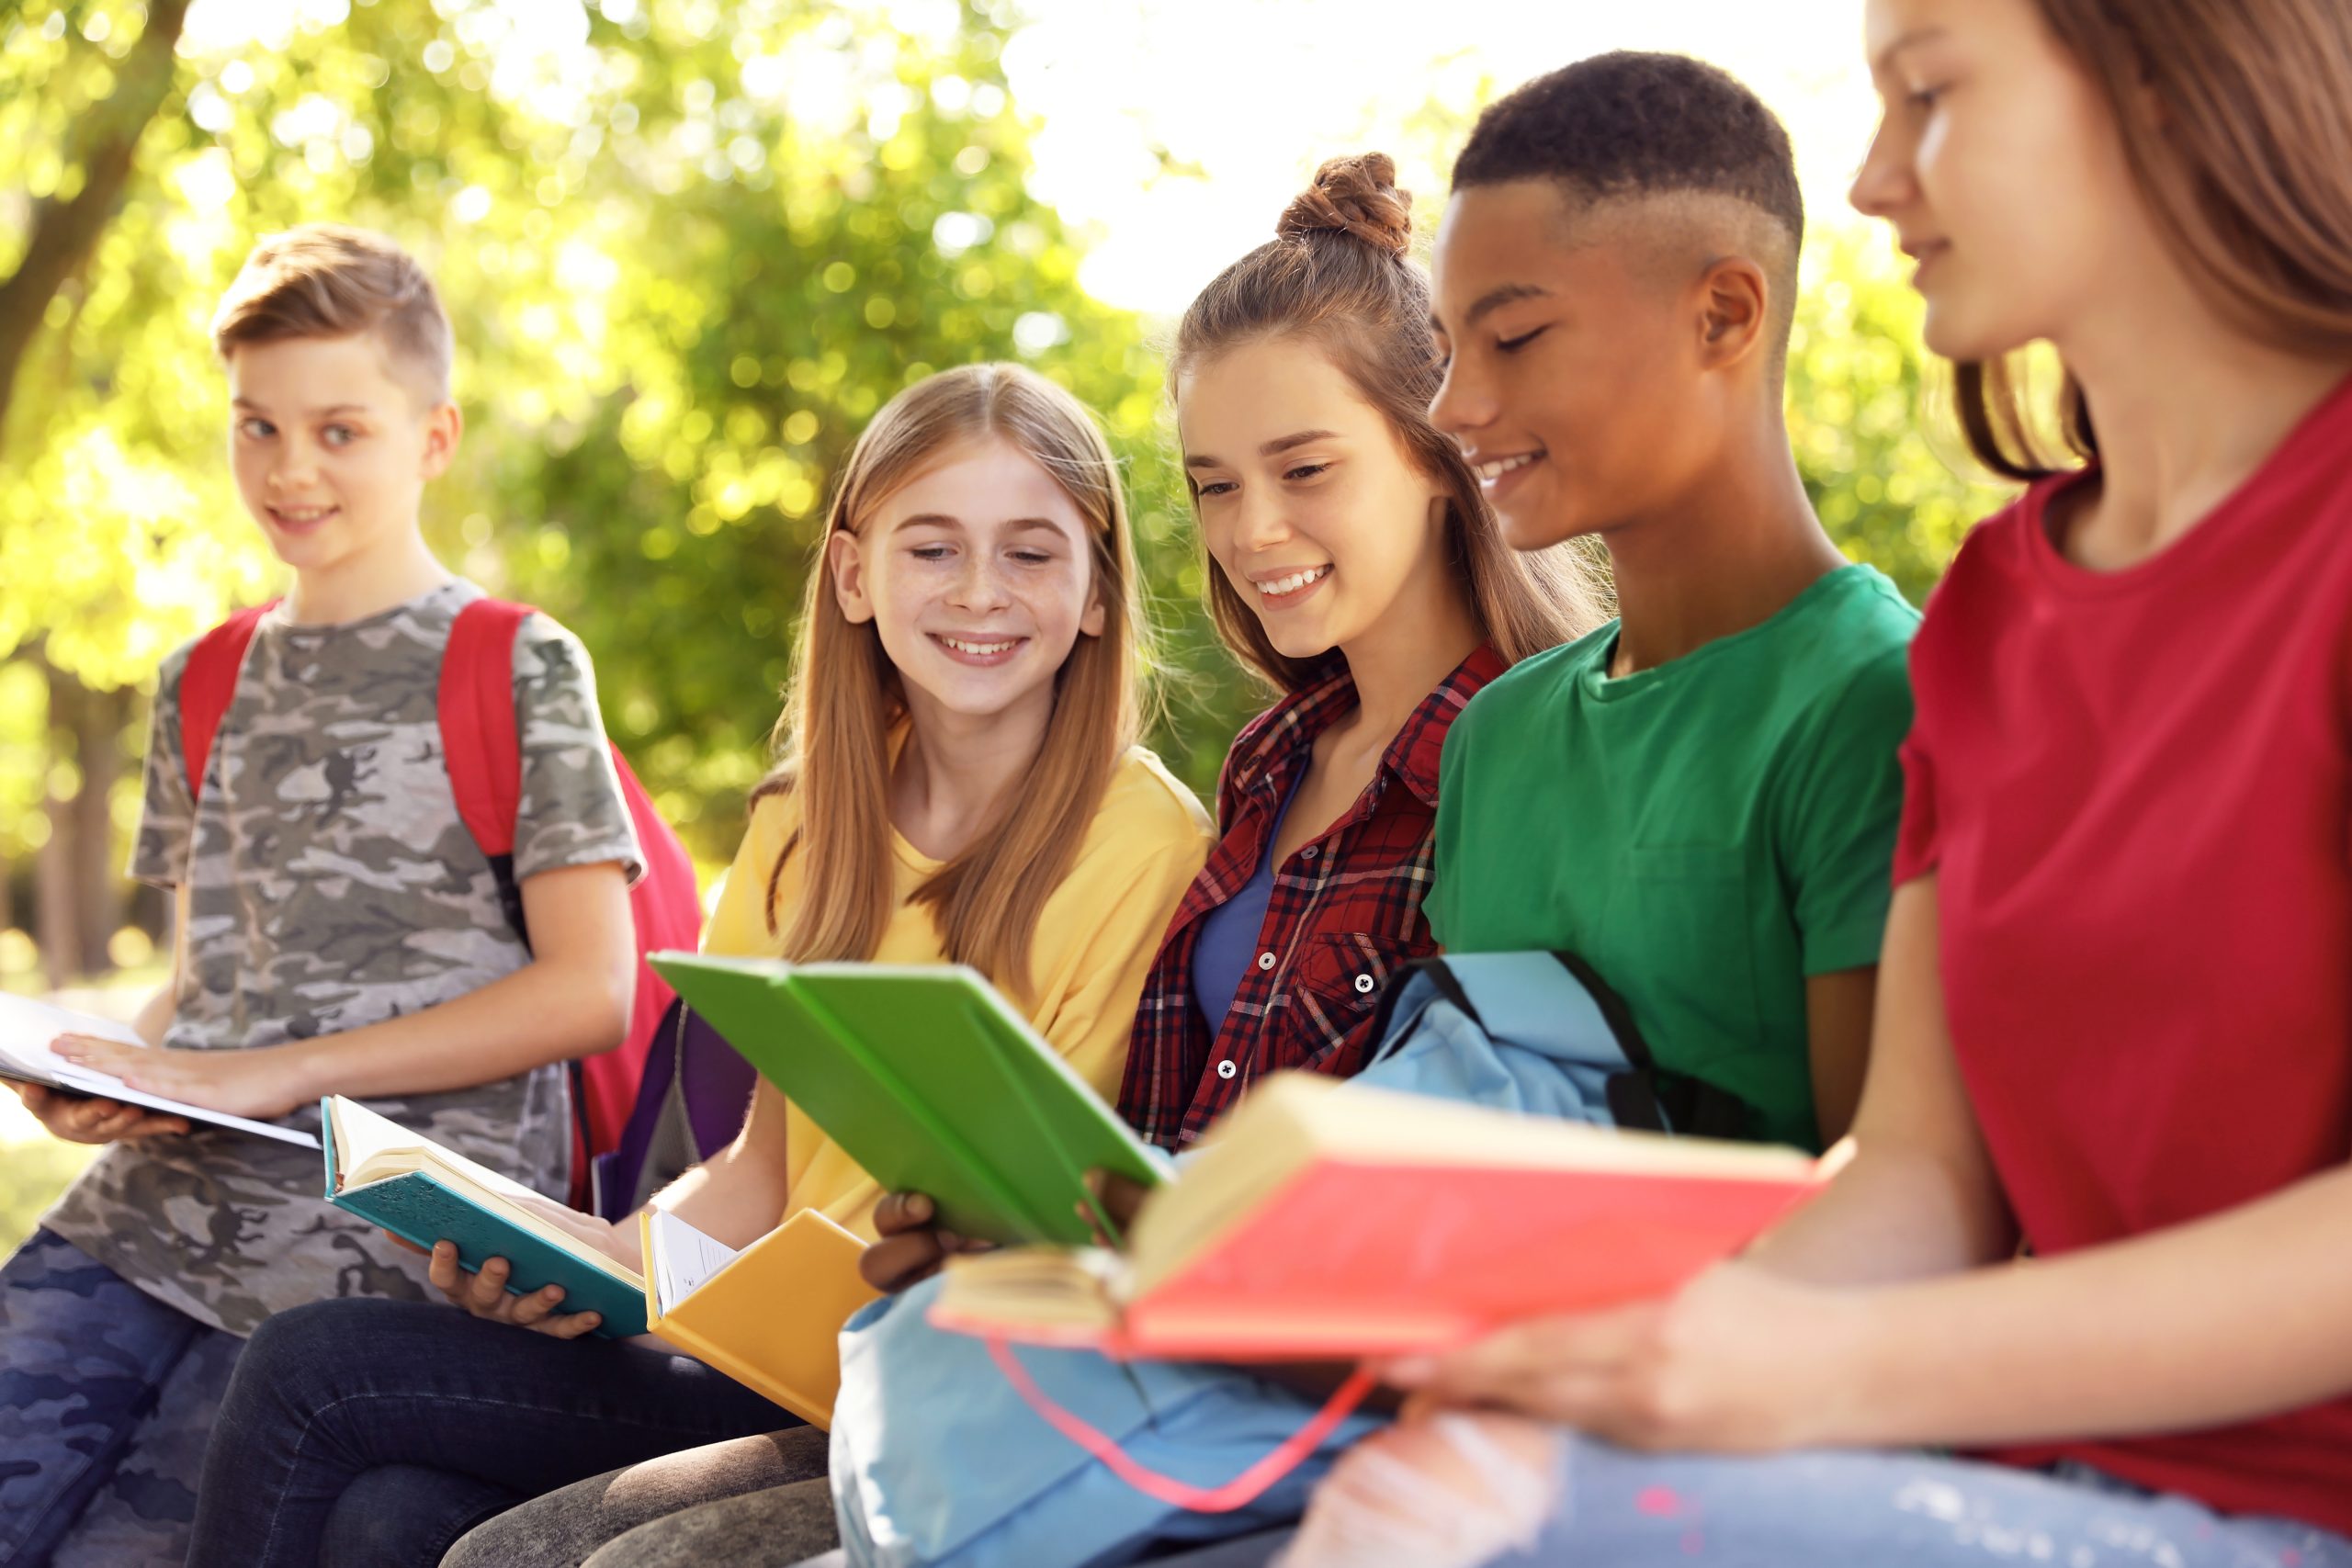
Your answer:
[1604,407,1844,675]
[890,682,1057,863]
[284,528,452,626]
[1334,574,1485,747]
[2054,271,2351,562]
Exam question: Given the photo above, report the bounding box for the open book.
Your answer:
[322,1095,647,1337]
[639,1207,880,1429]
[0,992,318,1147]
[928,1073,1830,1361]
[649,953,1166,1247]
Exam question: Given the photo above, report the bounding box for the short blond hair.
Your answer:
[211,224,453,404]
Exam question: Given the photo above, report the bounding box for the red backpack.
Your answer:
[177,597,704,1211]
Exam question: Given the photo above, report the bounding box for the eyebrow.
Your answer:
[230,399,373,417]
[1871,26,1948,73]
[1183,429,1344,471]
[894,513,1065,535]
[1433,282,1553,337]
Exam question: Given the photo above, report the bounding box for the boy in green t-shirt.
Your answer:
[1426,51,1917,1152]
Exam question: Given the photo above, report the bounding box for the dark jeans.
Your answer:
[185,1297,797,1568]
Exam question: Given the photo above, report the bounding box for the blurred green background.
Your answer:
[0,0,2009,1249]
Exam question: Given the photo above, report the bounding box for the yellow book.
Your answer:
[638,1206,881,1429]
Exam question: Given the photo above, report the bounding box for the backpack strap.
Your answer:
[179,603,277,802]
[439,597,534,938]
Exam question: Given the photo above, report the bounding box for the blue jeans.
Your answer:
[1155,1440,2352,1567]
[0,1227,241,1568]
[185,1295,800,1568]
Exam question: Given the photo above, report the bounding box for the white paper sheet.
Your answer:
[0,992,320,1147]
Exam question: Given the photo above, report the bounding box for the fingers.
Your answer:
[1081,1169,1151,1232]
[859,1228,948,1294]
[872,1190,934,1237]
[1383,1305,1662,1409]
[425,1243,599,1337]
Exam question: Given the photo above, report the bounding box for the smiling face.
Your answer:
[827,435,1106,733]
[1428,181,1724,551]
[227,333,458,581]
[1851,0,2153,363]
[1177,336,1453,668]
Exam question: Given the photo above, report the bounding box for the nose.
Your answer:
[946,551,1013,613]
[1848,115,1913,220]
[1229,481,1292,557]
[1429,352,1492,443]
[268,437,321,491]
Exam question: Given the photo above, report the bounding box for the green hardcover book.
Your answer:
[647,953,1166,1247]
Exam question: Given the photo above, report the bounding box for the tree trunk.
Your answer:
[35,659,80,987]
[0,0,191,449]
[72,682,125,977]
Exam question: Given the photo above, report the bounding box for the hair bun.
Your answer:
[1276,152,1412,257]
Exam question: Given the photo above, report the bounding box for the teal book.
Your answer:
[649,953,1167,1248]
[322,1096,649,1338]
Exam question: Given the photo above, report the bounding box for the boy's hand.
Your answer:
[425,1241,606,1339]
[13,1082,190,1145]
[1078,1168,1153,1249]
[861,1191,993,1293]
[50,1035,310,1121]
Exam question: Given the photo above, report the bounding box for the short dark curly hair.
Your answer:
[1453,51,1804,248]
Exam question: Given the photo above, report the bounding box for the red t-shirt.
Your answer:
[1894,374,2352,1531]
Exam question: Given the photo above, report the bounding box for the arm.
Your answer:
[56,860,636,1119]
[1799,966,1874,1147]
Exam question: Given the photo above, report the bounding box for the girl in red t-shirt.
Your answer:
[1197,2,2352,1564]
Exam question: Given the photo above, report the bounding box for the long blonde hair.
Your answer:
[754,363,1147,999]
[1172,153,1606,691]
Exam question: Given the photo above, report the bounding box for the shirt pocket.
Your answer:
[1621,843,1762,1066]
[1276,931,1423,1077]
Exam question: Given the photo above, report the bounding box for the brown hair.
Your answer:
[1958,0,2352,479]
[752,363,1146,1001]
[211,224,455,404]
[1170,152,1605,692]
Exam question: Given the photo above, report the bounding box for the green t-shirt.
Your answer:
[1429,564,1918,1151]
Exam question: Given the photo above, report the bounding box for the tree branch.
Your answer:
[0,0,192,446]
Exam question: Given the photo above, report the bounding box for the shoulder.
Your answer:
[738,785,805,863]
[1091,747,1216,852]
[506,607,596,682]
[1451,626,1610,744]
[1908,498,2039,664]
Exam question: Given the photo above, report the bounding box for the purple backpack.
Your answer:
[590,997,759,1221]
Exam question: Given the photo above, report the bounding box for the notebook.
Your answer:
[648,953,1165,1247]
[639,1206,880,1429]
[927,1073,1830,1361]
[0,992,318,1146]
[321,1095,647,1337]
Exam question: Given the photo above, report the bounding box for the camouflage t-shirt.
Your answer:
[42,579,643,1337]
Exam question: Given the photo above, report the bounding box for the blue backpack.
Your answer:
[828,951,1751,1568]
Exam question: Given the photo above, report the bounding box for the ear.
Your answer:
[419,400,463,479]
[1078,580,1108,639]
[826,530,876,625]
[1694,256,1770,371]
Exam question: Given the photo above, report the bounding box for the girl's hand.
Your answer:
[860,1191,993,1293]
[50,1035,311,1121]
[14,1081,190,1145]
[424,1240,606,1339]
[1378,1261,1871,1453]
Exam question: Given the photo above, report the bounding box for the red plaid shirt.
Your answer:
[1118,645,1506,1147]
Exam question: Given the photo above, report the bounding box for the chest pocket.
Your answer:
[1274,931,1422,1076]
[1621,844,1762,1066]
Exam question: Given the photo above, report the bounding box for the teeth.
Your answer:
[1474,454,1540,481]
[1256,566,1330,598]
[276,506,336,521]
[941,637,1018,656]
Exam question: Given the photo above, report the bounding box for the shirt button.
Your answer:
[1216,1060,1238,1079]
[1353,974,1375,995]
[1256,952,1276,971]
[1301,845,1319,860]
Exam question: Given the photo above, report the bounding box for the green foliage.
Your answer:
[0,0,1258,871]
[1790,225,2017,604]
[0,1137,95,1256]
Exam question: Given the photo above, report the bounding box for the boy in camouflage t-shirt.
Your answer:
[0,227,641,1568]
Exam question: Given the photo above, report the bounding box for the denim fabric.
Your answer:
[0,1227,238,1568]
[185,1295,797,1568]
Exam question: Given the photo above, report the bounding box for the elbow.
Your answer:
[569,959,638,1058]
